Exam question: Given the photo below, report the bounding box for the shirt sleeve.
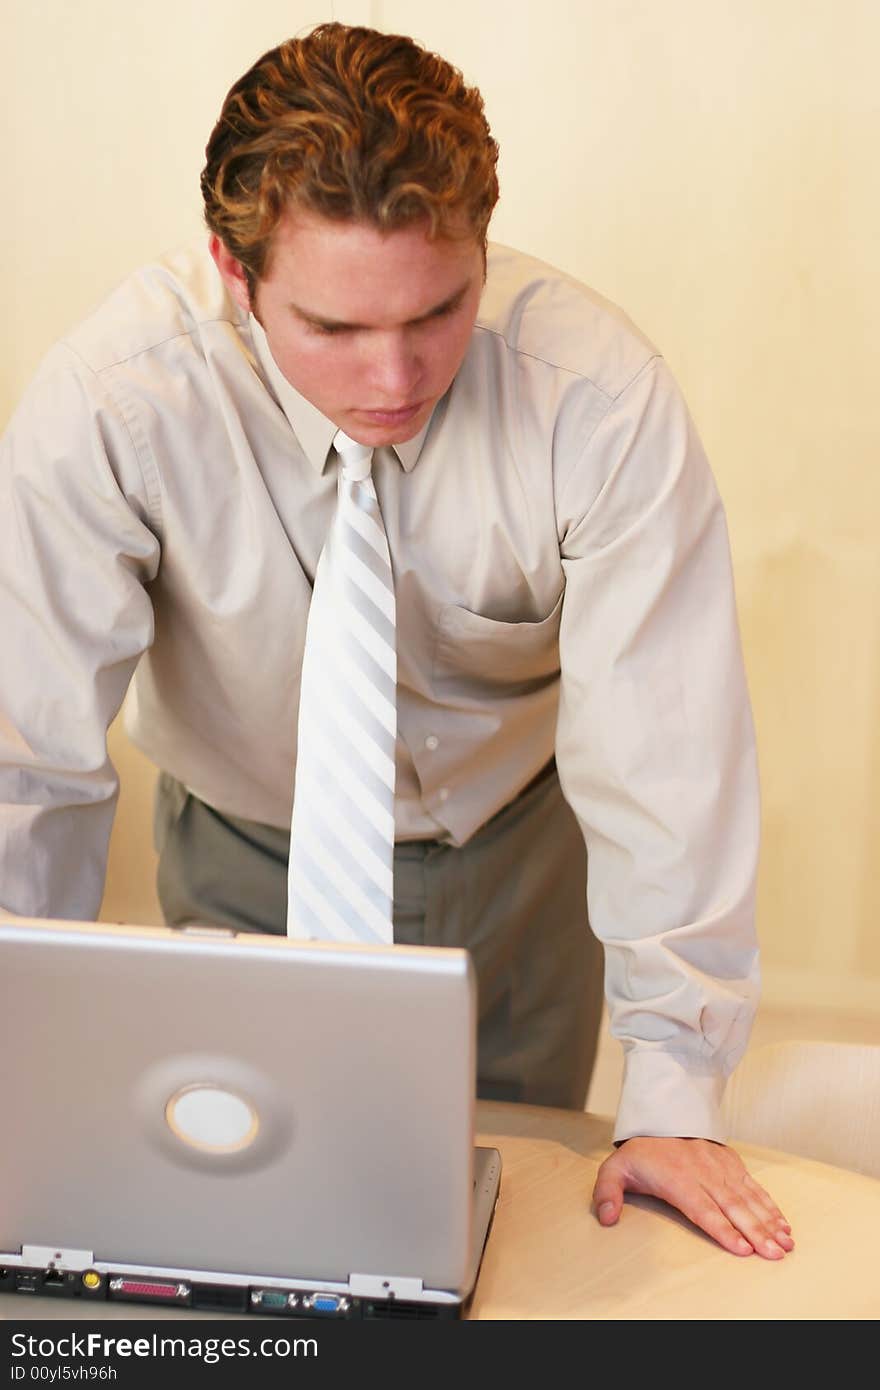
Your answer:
[0,345,160,921]
[554,354,760,1143]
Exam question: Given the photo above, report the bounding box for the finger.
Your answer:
[740,1175,795,1246]
[592,1173,624,1226]
[715,1193,791,1259]
[742,1175,793,1234]
[669,1190,756,1257]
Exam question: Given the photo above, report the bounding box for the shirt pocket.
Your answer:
[432,591,563,695]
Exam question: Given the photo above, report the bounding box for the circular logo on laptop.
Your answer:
[164,1084,259,1153]
[135,1053,293,1175]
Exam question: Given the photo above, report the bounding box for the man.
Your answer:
[0,23,793,1259]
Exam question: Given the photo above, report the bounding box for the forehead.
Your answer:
[260,210,483,324]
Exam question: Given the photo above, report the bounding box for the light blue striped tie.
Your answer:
[287,430,396,943]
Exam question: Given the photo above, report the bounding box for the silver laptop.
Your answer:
[0,917,501,1320]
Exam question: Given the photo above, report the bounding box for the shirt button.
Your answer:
[424,734,439,751]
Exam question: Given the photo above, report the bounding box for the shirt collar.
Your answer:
[249,313,432,474]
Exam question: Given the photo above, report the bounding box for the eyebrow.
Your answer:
[289,280,473,331]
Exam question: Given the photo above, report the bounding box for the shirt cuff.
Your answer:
[612,1047,729,1145]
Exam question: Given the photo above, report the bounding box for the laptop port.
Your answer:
[302,1292,351,1315]
[108,1277,190,1304]
[251,1289,297,1311]
[14,1272,40,1294]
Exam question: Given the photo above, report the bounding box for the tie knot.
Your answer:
[333,429,374,483]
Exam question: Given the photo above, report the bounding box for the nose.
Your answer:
[366,331,423,402]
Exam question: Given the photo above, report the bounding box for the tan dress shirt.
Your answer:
[0,240,761,1142]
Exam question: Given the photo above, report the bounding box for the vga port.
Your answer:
[302,1292,351,1314]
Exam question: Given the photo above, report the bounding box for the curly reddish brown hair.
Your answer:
[201,23,500,290]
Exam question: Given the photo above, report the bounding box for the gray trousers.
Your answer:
[154,761,604,1109]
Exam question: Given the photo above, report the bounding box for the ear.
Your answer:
[209,235,253,314]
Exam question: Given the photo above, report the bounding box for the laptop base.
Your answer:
[0,1147,500,1322]
[0,1263,463,1319]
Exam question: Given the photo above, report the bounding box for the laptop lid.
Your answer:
[0,917,496,1310]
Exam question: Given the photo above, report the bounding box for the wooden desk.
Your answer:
[470,1101,880,1319]
[3,1101,878,1321]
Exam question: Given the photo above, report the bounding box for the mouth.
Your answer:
[355,402,425,426]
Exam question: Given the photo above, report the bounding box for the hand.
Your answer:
[592,1137,795,1259]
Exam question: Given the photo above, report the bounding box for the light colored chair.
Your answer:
[722,1039,880,1179]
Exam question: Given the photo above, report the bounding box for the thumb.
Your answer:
[592,1171,624,1226]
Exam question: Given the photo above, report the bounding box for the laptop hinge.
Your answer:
[22,1244,94,1271]
[348,1273,424,1300]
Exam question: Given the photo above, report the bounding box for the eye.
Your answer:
[308,321,350,336]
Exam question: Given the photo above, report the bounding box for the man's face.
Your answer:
[212,210,485,447]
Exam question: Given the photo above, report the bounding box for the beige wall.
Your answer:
[5,2,879,1014]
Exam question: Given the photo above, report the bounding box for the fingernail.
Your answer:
[765,1239,785,1258]
[599,1201,615,1221]
[777,1230,795,1249]
[736,1238,752,1255]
